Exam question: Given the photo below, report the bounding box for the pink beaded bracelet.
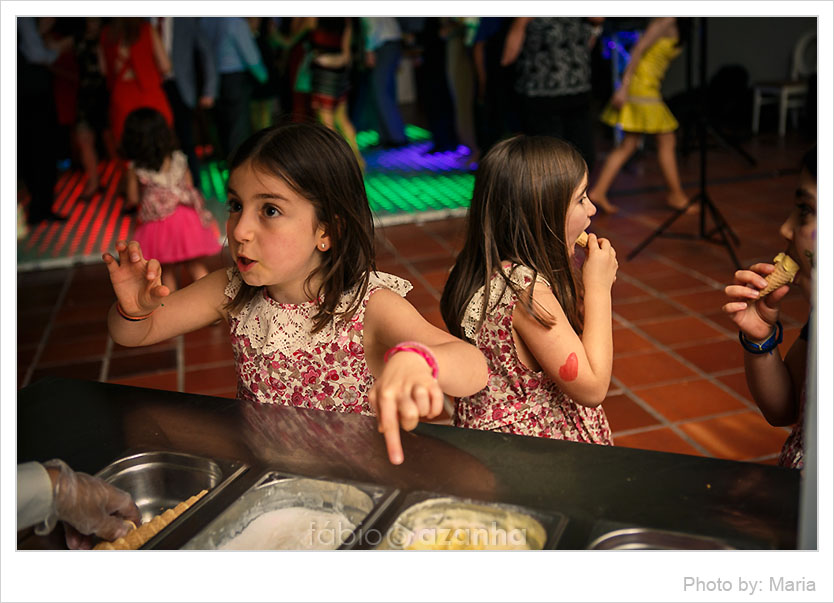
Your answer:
[383,341,439,379]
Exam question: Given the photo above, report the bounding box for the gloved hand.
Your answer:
[36,459,141,548]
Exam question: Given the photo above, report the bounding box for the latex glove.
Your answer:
[38,459,141,547]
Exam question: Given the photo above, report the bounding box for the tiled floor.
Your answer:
[17,128,812,465]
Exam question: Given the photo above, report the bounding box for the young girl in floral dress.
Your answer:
[120,107,222,291]
[103,121,487,465]
[441,135,617,444]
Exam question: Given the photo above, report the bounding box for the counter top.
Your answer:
[17,377,799,549]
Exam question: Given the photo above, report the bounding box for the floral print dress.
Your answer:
[455,264,613,445]
[226,268,412,414]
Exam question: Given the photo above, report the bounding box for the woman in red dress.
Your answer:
[99,18,173,144]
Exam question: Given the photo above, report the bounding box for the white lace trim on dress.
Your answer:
[225,268,412,356]
[462,264,550,340]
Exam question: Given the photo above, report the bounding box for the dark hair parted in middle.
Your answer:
[441,135,588,340]
[224,121,375,333]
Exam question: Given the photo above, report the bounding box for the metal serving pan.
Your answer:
[95,450,248,547]
[375,491,568,550]
[182,471,399,550]
[586,527,736,550]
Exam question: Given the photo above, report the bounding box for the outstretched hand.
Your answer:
[368,351,444,465]
[722,263,790,340]
[102,240,170,316]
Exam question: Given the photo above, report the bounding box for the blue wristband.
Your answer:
[738,321,783,355]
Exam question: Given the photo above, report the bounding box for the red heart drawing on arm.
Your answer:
[558,352,578,381]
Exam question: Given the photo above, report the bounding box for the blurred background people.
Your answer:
[152,17,217,185]
[17,17,72,226]
[200,17,267,159]
[98,17,173,145]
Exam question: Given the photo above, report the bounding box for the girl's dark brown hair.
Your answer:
[119,107,177,170]
[224,121,375,333]
[440,135,587,340]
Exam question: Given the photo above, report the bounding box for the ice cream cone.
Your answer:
[758,253,799,298]
[93,489,208,550]
[576,231,589,247]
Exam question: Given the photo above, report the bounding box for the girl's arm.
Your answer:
[364,289,489,464]
[612,17,675,107]
[103,240,227,347]
[513,236,618,407]
[723,263,803,425]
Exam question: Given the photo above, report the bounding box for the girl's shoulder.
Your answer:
[335,270,413,314]
[461,264,550,339]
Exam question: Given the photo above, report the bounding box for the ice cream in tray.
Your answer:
[182,472,397,550]
[377,492,568,550]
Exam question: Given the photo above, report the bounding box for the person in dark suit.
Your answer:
[152,17,217,184]
[17,17,72,226]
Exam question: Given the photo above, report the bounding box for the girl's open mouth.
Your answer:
[237,256,256,272]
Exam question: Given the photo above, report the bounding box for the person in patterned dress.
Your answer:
[441,135,618,445]
[103,121,487,465]
[722,147,817,470]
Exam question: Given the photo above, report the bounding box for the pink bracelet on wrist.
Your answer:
[383,341,439,379]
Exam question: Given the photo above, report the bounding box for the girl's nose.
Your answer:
[231,211,254,243]
[587,199,598,217]
[779,213,795,242]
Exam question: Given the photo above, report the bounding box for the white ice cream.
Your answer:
[218,507,355,550]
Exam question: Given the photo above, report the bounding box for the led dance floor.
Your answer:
[17,125,475,271]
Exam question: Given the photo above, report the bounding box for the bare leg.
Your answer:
[161,263,178,292]
[655,131,693,212]
[333,101,364,171]
[588,133,641,213]
[76,125,99,198]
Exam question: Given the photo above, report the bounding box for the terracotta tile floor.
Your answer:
[17,129,813,465]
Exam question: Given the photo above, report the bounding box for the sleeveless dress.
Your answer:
[99,21,173,142]
[600,36,681,134]
[455,264,613,444]
[132,151,221,264]
[226,268,412,413]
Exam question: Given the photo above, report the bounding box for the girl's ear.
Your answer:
[316,224,332,252]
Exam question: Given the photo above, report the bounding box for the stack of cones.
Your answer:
[758,253,799,298]
[93,489,208,550]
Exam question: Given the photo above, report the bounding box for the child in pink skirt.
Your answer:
[120,107,221,290]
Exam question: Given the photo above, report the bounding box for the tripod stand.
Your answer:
[678,20,757,166]
[627,17,742,269]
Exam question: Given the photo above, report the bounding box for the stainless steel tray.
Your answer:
[95,450,247,547]
[376,491,568,550]
[182,471,399,550]
[586,527,736,550]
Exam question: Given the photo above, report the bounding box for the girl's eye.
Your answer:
[796,203,815,219]
[227,199,242,213]
[263,205,281,218]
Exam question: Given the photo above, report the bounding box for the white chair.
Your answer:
[751,31,816,136]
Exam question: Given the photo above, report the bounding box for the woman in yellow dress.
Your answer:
[590,17,692,214]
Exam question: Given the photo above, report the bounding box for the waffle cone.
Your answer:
[576,231,589,247]
[93,489,207,550]
[759,253,799,298]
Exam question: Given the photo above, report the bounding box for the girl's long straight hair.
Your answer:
[440,135,587,340]
[224,121,375,333]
